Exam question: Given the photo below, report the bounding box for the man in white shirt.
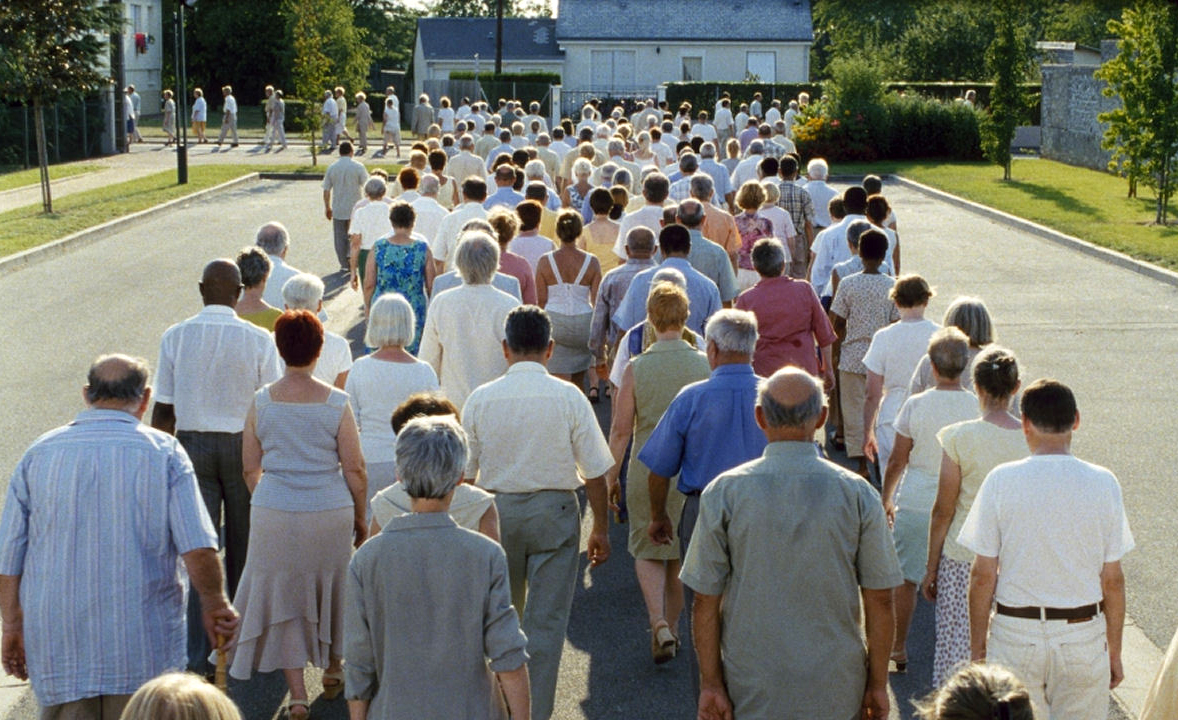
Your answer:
[281,273,352,388]
[765,99,782,127]
[456,96,472,121]
[255,222,302,311]
[522,101,548,135]
[783,99,800,139]
[649,127,676,167]
[691,111,718,147]
[322,141,369,272]
[697,143,735,209]
[713,99,735,157]
[809,186,867,301]
[534,134,562,180]
[150,258,281,674]
[410,175,449,246]
[548,129,572,161]
[614,172,672,259]
[216,85,239,147]
[448,135,485,184]
[730,140,765,189]
[804,158,840,230]
[321,90,339,151]
[462,306,613,720]
[419,232,519,408]
[958,379,1133,720]
[431,177,489,273]
[749,92,763,120]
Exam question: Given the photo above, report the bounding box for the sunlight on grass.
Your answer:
[0,163,103,193]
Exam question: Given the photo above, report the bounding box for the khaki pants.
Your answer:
[494,490,580,720]
[839,371,867,458]
[217,112,238,145]
[41,694,130,720]
[989,612,1110,720]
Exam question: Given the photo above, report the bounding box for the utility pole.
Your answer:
[173,1,192,184]
[495,0,504,75]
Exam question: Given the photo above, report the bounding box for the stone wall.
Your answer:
[1040,62,1118,170]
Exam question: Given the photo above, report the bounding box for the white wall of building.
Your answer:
[559,41,809,92]
[412,35,563,98]
[122,0,165,116]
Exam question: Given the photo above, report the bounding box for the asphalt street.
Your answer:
[0,176,1156,719]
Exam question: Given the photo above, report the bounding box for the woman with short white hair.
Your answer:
[282,272,352,388]
[561,157,594,210]
[346,293,439,514]
[758,179,798,248]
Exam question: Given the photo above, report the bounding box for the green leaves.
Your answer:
[979,0,1032,179]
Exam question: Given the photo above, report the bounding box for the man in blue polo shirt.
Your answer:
[640,308,766,558]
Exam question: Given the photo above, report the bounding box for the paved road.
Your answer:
[0,178,1155,719]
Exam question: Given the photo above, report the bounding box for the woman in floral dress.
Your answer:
[363,201,435,354]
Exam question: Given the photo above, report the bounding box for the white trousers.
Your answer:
[989,612,1110,720]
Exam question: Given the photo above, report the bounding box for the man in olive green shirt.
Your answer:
[681,367,901,720]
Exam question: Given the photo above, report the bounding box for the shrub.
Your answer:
[449,71,561,84]
[664,82,823,117]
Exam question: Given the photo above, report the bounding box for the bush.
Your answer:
[449,71,561,84]
[664,82,823,117]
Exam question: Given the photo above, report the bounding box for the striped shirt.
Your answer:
[0,410,218,706]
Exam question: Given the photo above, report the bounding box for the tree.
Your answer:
[1096,0,1178,223]
[899,2,994,81]
[351,1,422,74]
[170,0,289,105]
[980,0,1031,180]
[428,0,551,16]
[0,0,122,213]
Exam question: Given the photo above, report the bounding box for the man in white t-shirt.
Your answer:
[410,175,449,246]
[765,99,782,127]
[713,99,735,157]
[321,91,338,151]
[957,379,1133,720]
[691,111,718,146]
[216,85,239,147]
[282,273,353,388]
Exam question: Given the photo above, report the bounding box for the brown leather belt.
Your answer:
[996,601,1104,621]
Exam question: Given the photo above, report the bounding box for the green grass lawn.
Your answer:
[837,158,1178,270]
[0,163,103,192]
[137,105,267,137]
[0,160,403,258]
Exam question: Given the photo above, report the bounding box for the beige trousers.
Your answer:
[839,370,867,458]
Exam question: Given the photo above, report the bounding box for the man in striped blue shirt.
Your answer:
[0,355,238,718]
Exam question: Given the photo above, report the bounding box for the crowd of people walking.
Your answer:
[2,86,1174,720]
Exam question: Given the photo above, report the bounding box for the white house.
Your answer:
[554,0,812,91]
[413,18,565,100]
[90,0,164,152]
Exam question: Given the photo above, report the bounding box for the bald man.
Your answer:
[0,354,239,717]
[151,259,280,676]
[681,367,901,720]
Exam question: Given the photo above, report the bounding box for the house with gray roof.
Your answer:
[554,0,813,92]
[413,18,564,98]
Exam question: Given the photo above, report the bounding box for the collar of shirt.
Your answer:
[505,361,547,376]
[199,304,237,318]
[72,408,140,426]
[711,363,755,381]
[382,511,458,533]
[764,441,821,461]
[625,258,656,268]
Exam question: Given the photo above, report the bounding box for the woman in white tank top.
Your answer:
[537,211,602,392]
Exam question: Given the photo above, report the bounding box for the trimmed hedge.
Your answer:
[449,70,561,84]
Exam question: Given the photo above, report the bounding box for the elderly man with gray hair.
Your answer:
[804,158,840,230]
[256,222,302,311]
[697,142,736,210]
[681,366,901,720]
[676,198,738,306]
[590,227,658,377]
[418,231,520,408]
[344,416,530,720]
[0,355,239,718]
[668,153,703,205]
[281,273,352,388]
[410,174,449,246]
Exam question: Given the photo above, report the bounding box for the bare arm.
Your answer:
[862,371,884,462]
[324,189,333,220]
[333,371,349,390]
[362,250,378,309]
[694,593,733,720]
[424,247,437,295]
[588,257,602,305]
[497,665,531,720]
[968,555,999,661]
[1102,560,1126,689]
[242,401,263,493]
[338,403,369,548]
[922,452,962,601]
[860,587,894,719]
[880,433,913,526]
[181,547,239,647]
[150,402,176,435]
[584,473,611,568]
[536,263,551,307]
[831,313,847,342]
[605,364,637,510]
[348,700,370,720]
[477,502,501,543]
[0,575,25,680]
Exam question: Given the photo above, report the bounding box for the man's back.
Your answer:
[681,442,900,719]
[0,412,216,706]
[418,284,518,409]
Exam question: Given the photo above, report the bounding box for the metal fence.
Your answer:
[421,80,554,118]
[0,95,111,168]
[559,89,655,118]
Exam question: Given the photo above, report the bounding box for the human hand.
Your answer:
[883,499,896,529]
[697,684,733,720]
[863,433,878,463]
[202,604,240,650]
[353,517,368,548]
[1110,654,1124,689]
[1,628,27,680]
[823,367,835,392]
[587,530,611,567]
[648,515,674,546]
[350,273,359,291]
[607,479,621,513]
[919,568,938,601]
[860,685,889,719]
[325,208,333,221]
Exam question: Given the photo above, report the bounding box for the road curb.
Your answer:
[889,174,1178,290]
[0,173,261,278]
[257,172,324,181]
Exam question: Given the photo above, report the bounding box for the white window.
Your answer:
[682,56,703,82]
[590,50,636,92]
[746,51,776,83]
[130,4,143,34]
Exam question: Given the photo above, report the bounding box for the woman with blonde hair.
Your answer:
[733,180,774,291]
[605,281,711,663]
[119,672,243,720]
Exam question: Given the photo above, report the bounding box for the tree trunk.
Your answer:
[1003,157,1011,181]
[33,100,52,214]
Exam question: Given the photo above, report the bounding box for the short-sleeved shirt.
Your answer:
[957,455,1134,607]
[937,419,1028,564]
[686,230,739,303]
[0,411,218,706]
[322,156,369,220]
[680,442,902,719]
[892,389,979,512]
[638,364,766,494]
[463,362,614,493]
[830,272,899,375]
[861,318,940,427]
[348,201,393,251]
[735,276,836,377]
[613,258,722,337]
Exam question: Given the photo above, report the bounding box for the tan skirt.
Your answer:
[227,505,352,679]
[625,458,686,562]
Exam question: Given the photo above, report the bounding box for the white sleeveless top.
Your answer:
[543,252,593,316]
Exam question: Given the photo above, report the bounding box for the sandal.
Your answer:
[321,670,344,700]
[889,652,908,674]
[587,386,600,404]
[651,621,678,665]
[286,699,310,719]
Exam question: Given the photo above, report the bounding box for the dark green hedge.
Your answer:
[449,70,561,84]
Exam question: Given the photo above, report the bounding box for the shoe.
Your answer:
[587,386,600,404]
[286,699,310,719]
[321,670,344,700]
[652,621,677,664]
[230,143,239,148]
[889,652,908,674]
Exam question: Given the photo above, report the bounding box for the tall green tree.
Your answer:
[1096,0,1178,223]
[980,0,1032,180]
[429,0,551,16]
[287,0,340,166]
[0,0,122,213]
[351,1,422,74]
[899,2,995,81]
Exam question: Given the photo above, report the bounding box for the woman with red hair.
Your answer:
[227,310,367,719]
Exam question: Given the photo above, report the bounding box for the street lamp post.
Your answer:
[173,0,195,184]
